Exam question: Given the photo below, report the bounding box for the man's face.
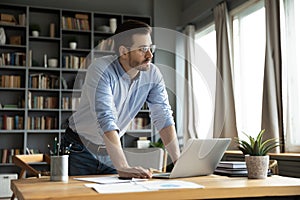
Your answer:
[126,33,154,71]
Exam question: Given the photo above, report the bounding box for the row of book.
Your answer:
[0,148,40,164]
[0,75,22,88]
[0,115,24,130]
[28,96,58,109]
[127,117,150,130]
[0,52,26,67]
[0,115,60,130]
[0,148,22,164]
[61,96,81,110]
[29,74,60,89]
[61,16,90,31]
[62,55,87,69]
[27,116,58,130]
[96,39,114,51]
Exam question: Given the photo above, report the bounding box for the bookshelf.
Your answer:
[0,3,152,172]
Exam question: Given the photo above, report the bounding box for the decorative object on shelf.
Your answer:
[96,25,110,32]
[0,13,17,25]
[109,18,117,33]
[68,37,78,49]
[235,129,279,179]
[50,23,55,38]
[9,35,21,45]
[29,24,40,37]
[69,42,77,49]
[0,27,6,45]
[48,58,58,68]
[44,54,47,68]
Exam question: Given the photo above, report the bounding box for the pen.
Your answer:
[53,137,58,155]
[47,144,54,155]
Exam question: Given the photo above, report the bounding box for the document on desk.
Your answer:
[74,176,147,184]
[85,180,204,194]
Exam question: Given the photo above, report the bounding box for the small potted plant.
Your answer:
[235,129,279,179]
[68,37,78,49]
[29,24,41,37]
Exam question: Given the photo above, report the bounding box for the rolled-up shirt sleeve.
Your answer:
[95,73,120,133]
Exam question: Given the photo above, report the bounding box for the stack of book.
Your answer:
[214,161,248,177]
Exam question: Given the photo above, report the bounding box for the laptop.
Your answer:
[152,138,231,179]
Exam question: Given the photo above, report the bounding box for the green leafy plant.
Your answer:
[29,24,41,32]
[235,129,279,156]
[150,138,164,149]
[68,36,78,43]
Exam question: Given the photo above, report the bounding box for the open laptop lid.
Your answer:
[153,138,231,179]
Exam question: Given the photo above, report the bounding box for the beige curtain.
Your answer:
[261,0,283,152]
[177,24,217,144]
[213,2,238,149]
[182,25,201,143]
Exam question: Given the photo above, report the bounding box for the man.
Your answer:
[63,20,180,178]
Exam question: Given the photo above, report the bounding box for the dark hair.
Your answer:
[113,20,151,54]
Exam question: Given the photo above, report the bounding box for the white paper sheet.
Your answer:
[74,176,147,184]
[85,180,204,194]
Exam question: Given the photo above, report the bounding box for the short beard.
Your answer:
[129,56,151,71]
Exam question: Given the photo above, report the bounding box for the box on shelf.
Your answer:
[0,13,17,25]
[9,35,21,45]
[136,137,150,149]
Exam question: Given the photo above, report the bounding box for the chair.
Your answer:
[11,154,50,200]
[123,147,167,172]
[269,159,279,175]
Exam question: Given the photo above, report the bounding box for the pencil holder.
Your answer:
[50,155,69,182]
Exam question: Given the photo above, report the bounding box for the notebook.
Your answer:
[152,138,231,179]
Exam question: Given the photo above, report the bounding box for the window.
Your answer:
[231,0,266,140]
[281,0,300,152]
[195,24,216,66]
[195,23,216,138]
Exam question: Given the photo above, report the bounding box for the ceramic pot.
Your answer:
[69,42,77,49]
[32,30,39,37]
[245,155,269,179]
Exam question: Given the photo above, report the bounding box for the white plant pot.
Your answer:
[245,155,269,179]
[32,31,39,37]
[69,42,77,49]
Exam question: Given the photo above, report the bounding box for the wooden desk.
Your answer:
[11,175,300,200]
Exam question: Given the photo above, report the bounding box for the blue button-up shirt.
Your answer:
[68,55,174,145]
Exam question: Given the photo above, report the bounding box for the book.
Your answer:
[217,161,247,169]
[214,167,248,177]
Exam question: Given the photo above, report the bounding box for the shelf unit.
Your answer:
[0,3,152,172]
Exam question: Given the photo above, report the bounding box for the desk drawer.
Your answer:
[0,174,17,198]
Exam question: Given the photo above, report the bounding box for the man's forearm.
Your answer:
[103,130,129,170]
[159,125,180,163]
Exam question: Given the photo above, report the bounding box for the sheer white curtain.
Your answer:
[176,25,217,145]
[281,0,300,152]
[181,25,201,143]
[213,2,238,148]
[261,0,283,153]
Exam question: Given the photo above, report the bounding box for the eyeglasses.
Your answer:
[127,44,156,54]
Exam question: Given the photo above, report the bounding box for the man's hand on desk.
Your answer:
[117,166,153,179]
